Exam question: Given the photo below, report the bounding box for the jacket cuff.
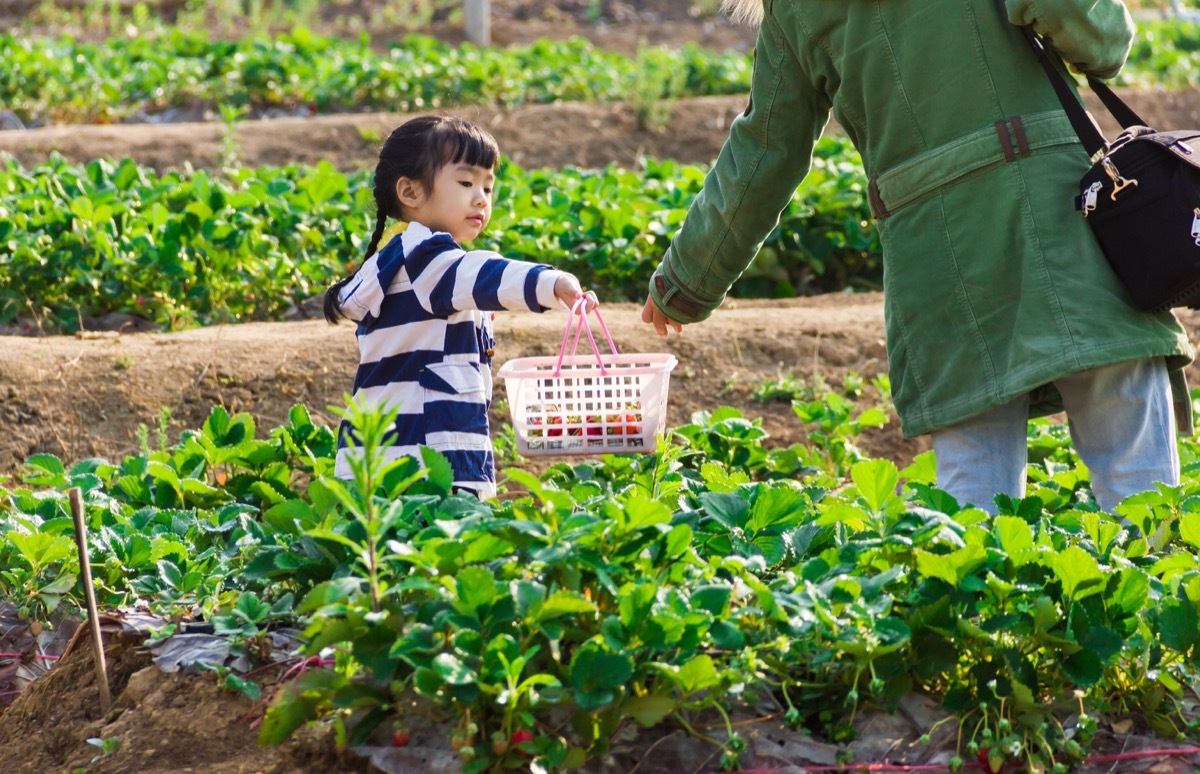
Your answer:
[648,260,717,324]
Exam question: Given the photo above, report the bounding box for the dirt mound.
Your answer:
[0,624,361,774]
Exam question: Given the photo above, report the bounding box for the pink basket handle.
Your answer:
[554,294,617,376]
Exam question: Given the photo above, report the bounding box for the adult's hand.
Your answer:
[641,294,684,337]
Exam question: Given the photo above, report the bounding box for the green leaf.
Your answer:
[432,653,475,686]
[1051,545,1106,600]
[511,580,547,618]
[690,585,731,616]
[708,621,745,649]
[1159,598,1199,652]
[1061,650,1103,687]
[674,654,720,693]
[418,447,454,492]
[1109,568,1150,617]
[699,492,750,530]
[1179,512,1200,550]
[618,495,671,533]
[39,572,78,595]
[454,566,498,616]
[258,668,345,746]
[263,499,316,534]
[663,524,693,558]
[752,534,787,566]
[994,515,1035,566]
[69,196,94,222]
[623,694,677,727]
[297,577,366,613]
[1082,624,1124,662]
[22,453,66,487]
[851,458,899,513]
[899,450,937,485]
[746,485,807,532]
[915,544,986,587]
[8,532,75,568]
[535,590,596,623]
[157,559,183,589]
[570,646,634,694]
[146,461,182,494]
[619,583,657,630]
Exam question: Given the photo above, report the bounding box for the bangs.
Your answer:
[433,121,500,171]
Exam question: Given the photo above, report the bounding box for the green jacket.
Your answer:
[649,0,1193,437]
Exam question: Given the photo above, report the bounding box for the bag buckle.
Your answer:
[1192,208,1200,247]
[1101,156,1138,200]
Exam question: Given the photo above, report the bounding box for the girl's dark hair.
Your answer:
[323,115,500,324]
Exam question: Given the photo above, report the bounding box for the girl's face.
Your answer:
[400,161,494,244]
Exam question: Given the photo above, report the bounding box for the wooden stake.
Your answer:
[68,487,112,715]
[464,0,490,46]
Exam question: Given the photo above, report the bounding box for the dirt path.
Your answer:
[0,96,750,172]
[0,295,931,477]
[2,90,1198,172]
[6,295,1200,481]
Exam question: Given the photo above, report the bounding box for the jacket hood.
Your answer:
[723,0,764,25]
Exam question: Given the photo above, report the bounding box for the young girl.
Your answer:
[324,114,591,498]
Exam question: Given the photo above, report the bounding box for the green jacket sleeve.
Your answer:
[648,12,832,324]
[1004,0,1134,78]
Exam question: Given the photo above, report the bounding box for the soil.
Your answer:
[3,3,1200,772]
[0,296,927,478]
[0,623,362,773]
[3,91,1200,174]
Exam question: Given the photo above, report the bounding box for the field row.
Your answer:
[0,144,877,332]
[2,394,1198,771]
[2,19,1197,126]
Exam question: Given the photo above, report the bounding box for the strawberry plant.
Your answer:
[0,21,1194,125]
[0,29,750,126]
[2,393,1200,770]
[0,146,878,332]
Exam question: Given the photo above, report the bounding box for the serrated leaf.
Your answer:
[1061,650,1103,687]
[535,590,596,623]
[851,458,899,513]
[1159,598,1199,652]
[674,654,719,693]
[433,653,475,686]
[690,585,731,616]
[994,516,1035,566]
[1052,545,1106,600]
[1179,512,1200,550]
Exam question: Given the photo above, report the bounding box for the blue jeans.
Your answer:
[931,358,1178,513]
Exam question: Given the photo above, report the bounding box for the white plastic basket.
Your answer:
[497,300,677,456]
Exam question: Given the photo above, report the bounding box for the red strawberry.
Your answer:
[510,728,534,756]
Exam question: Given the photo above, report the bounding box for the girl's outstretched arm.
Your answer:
[406,230,569,316]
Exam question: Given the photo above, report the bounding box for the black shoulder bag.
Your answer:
[1017,23,1200,312]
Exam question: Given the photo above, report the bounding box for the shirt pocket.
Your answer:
[418,361,491,450]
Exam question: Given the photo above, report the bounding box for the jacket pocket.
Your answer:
[418,362,491,451]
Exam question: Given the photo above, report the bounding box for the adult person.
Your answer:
[641,0,1193,513]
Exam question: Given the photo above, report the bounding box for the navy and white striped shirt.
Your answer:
[334,221,565,497]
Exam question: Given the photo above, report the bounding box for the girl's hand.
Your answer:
[554,275,598,312]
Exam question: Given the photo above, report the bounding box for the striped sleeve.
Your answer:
[405,233,566,316]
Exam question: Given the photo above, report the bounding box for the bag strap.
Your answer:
[1012,21,1151,156]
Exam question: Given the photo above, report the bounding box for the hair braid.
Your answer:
[324,211,387,324]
